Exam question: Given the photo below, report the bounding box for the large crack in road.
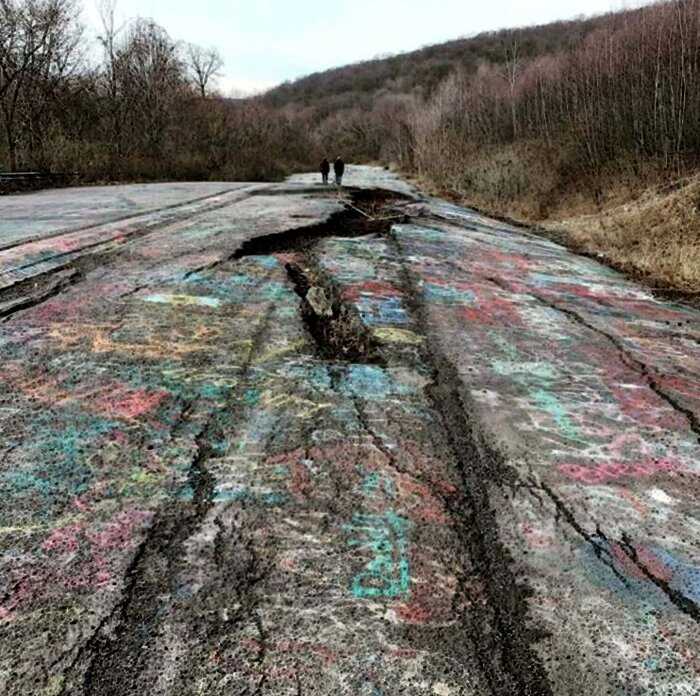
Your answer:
[230,197,554,695]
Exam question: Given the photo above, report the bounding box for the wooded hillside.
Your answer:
[266,1,700,217]
[264,14,608,110]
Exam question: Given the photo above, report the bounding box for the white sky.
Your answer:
[81,0,655,95]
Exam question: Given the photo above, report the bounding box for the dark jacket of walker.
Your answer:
[334,158,345,176]
[320,159,330,175]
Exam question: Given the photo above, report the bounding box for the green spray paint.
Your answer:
[345,511,410,599]
[533,389,580,441]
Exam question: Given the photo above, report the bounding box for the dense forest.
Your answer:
[3,0,700,224]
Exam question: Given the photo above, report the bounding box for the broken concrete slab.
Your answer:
[305,286,334,317]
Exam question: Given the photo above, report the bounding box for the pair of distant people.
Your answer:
[320,157,345,186]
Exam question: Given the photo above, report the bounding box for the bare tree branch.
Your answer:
[186,43,223,98]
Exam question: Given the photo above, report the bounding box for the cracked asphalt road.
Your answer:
[0,167,698,695]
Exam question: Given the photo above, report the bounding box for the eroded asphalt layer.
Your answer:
[0,169,698,695]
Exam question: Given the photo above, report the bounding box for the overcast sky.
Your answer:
[81,0,653,95]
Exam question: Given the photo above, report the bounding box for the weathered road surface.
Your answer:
[0,167,698,696]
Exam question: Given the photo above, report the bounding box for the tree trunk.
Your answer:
[5,118,17,170]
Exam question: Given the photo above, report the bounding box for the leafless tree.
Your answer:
[97,0,123,160]
[0,0,81,170]
[503,37,520,139]
[20,0,83,165]
[186,43,223,98]
[115,19,186,159]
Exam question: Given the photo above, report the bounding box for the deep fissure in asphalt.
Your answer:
[77,312,275,695]
[386,231,554,696]
[235,191,555,696]
[234,188,407,364]
[232,188,410,259]
[285,256,384,363]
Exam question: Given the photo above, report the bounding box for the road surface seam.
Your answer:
[0,187,280,322]
[0,185,262,253]
[481,273,700,443]
[386,229,555,696]
[538,295,700,442]
[619,533,700,621]
[60,309,274,694]
[0,268,80,320]
[0,185,268,308]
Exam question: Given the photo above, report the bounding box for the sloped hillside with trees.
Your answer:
[265,14,609,108]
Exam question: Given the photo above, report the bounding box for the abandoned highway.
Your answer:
[0,167,698,695]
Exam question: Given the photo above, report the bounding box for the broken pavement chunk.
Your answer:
[306,286,334,317]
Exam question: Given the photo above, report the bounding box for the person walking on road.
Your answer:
[320,157,330,185]
[334,157,345,186]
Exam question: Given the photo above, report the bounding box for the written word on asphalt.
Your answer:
[0,167,698,695]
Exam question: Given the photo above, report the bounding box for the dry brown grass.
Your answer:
[413,141,564,220]
[542,175,700,293]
